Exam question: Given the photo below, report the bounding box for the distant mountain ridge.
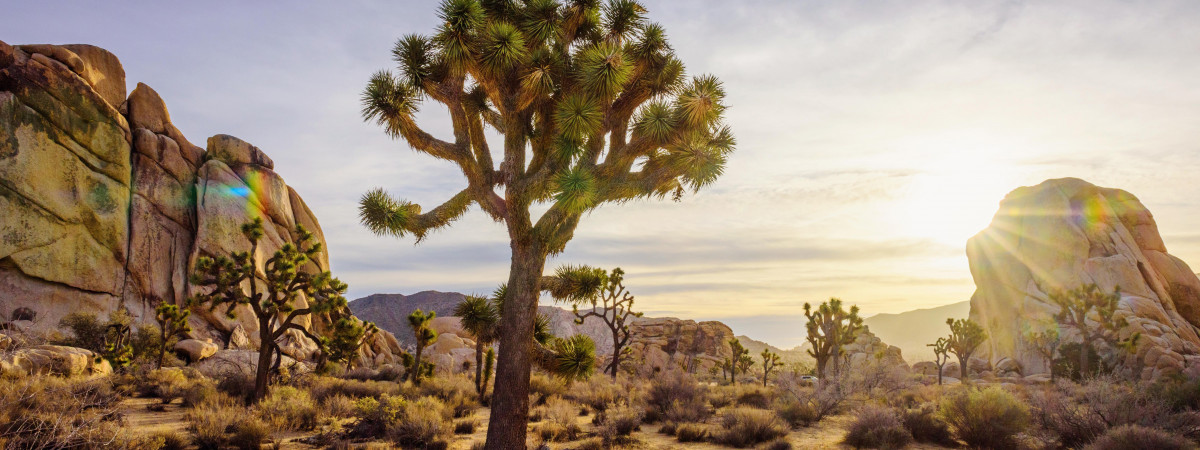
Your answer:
[863,301,969,361]
[736,335,811,365]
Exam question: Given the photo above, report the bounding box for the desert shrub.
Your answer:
[708,386,736,409]
[386,396,453,449]
[1151,376,1200,413]
[775,374,845,426]
[444,391,479,418]
[736,386,772,409]
[1054,342,1108,381]
[0,376,126,448]
[1084,424,1194,450]
[773,397,819,428]
[181,378,227,408]
[143,367,189,403]
[309,376,402,401]
[421,374,476,400]
[675,423,709,442]
[569,375,626,413]
[351,394,407,437]
[1027,383,1106,447]
[530,372,567,402]
[229,416,271,450]
[762,440,793,450]
[659,421,678,435]
[215,371,256,404]
[597,403,643,445]
[712,407,790,448]
[843,404,913,449]
[939,386,1030,450]
[323,394,357,418]
[257,385,319,431]
[570,437,605,450]
[454,419,477,434]
[900,404,955,446]
[150,429,190,450]
[648,370,708,423]
[187,404,240,449]
[537,396,583,442]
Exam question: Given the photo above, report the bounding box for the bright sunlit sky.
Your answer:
[8,1,1200,347]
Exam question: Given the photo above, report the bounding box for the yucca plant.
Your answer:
[154,302,191,368]
[454,295,500,394]
[357,1,733,446]
[408,309,439,386]
[189,218,349,402]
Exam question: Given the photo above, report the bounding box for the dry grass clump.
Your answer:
[772,397,820,428]
[148,429,190,450]
[775,374,845,426]
[939,386,1030,450]
[536,396,583,442]
[322,393,357,418]
[181,377,226,407]
[0,375,127,448]
[228,417,271,450]
[735,386,772,409]
[386,396,453,449]
[597,403,643,445]
[711,407,790,448]
[568,375,629,413]
[454,418,477,434]
[1083,424,1195,450]
[135,367,190,403]
[257,385,319,431]
[188,402,262,450]
[530,372,567,403]
[675,422,709,442]
[308,376,404,401]
[843,404,913,449]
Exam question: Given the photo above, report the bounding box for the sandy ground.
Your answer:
[119,399,950,449]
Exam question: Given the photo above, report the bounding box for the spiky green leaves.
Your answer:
[553,166,597,212]
[603,0,646,43]
[577,42,631,100]
[548,334,597,381]
[479,22,529,76]
[393,34,435,88]
[628,22,669,63]
[633,101,675,142]
[361,71,421,137]
[554,94,603,138]
[522,0,562,45]
[358,188,420,237]
[436,0,485,71]
[543,264,607,302]
[454,295,500,343]
[674,74,726,128]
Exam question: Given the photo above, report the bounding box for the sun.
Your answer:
[888,131,1032,247]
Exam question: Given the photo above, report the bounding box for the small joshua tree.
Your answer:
[545,266,642,379]
[455,294,500,394]
[1045,283,1138,378]
[328,317,378,369]
[761,349,781,387]
[190,218,349,402]
[407,309,439,386]
[154,302,191,368]
[928,337,950,385]
[945,318,987,380]
[483,347,496,397]
[728,338,749,384]
[804,298,863,377]
[1023,322,1061,382]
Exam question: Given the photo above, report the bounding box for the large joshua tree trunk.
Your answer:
[486,240,547,449]
[254,317,273,403]
[609,329,622,379]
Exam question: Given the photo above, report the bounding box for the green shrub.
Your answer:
[939,387,1030,450]
[187,404,239,449]
[712,407,789,447]
[257,385,319,431]
[181,378,225,408]
[1084,424,1194,450]
[675,423,709,442]
[843,405,912,449]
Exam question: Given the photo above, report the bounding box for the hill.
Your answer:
[862,301,969,361]
[736,335,812,366]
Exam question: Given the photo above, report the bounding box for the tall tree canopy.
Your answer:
[357,1,733,445]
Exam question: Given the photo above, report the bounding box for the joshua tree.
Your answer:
[945,318,987,380]
[545,266,642,379]
[190,218,348,402]
[720,358,732,382]
[1045,283,1138,378]
[728,338,749,384]
[928,337,950,385]
[407,309,439,386]
[454,295,500,394]
[761,349,781,387]
[1024,324,1061,382]
[328,317,378,369]
[357,1,734,445]
[804,298,863,377]
[737,353,755,377]
[154,302,191,368]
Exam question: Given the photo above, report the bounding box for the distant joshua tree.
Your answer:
[728,338,750,384]
[760,349,781,387]
[407,309,439,386]
[328,317,378,369]
[356,1,735,445]
[545,266,642,379]
[945,318,987,379]
[804,298,863,377]
[1024,323,1061,382]
[1044,283,1139,378]
[928,337,950,385]
[153,302,190,368]
[190,218,349,402]
[455,294,500,394]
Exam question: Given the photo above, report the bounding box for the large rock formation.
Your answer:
[968,178,1200,380]
[0,42,401,367]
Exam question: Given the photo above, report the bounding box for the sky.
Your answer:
[7,0,1200,347]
